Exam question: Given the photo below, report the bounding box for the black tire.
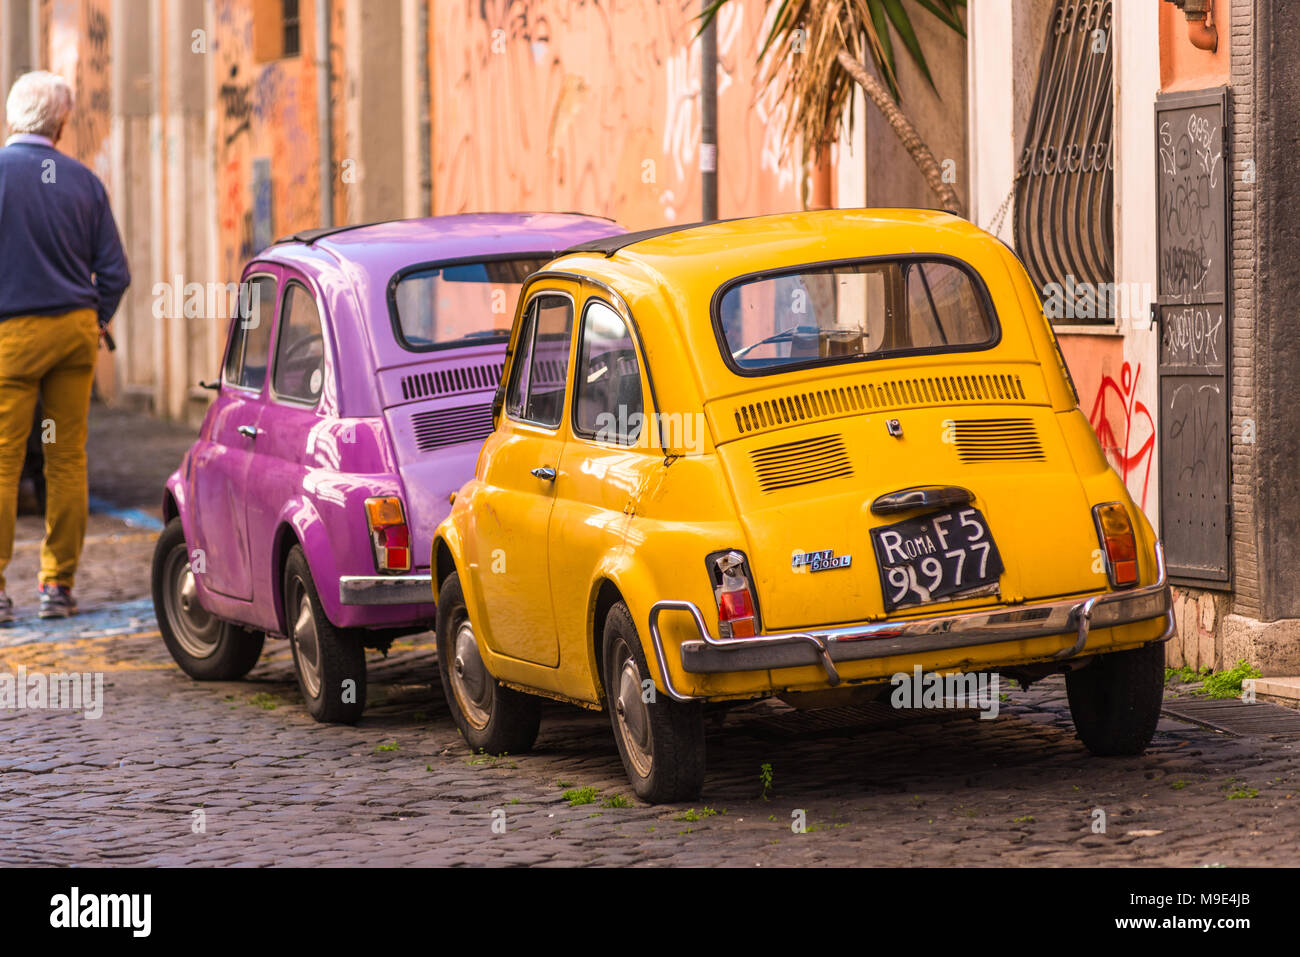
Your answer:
[153,517,265,680]
[1066,641,1166,756]
[602,601,705,803]
[283,545,366,724]
[435,572,540,755]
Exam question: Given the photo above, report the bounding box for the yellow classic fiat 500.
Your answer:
[432,210,1173,803]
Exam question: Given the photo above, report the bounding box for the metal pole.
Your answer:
[316,0,333,227]
[417,0,432,216]
[700,0,718,221]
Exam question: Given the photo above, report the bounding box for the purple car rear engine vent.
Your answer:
[401,362,505,401]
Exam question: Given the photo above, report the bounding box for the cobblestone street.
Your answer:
[4,624,1300,866]
[0,403,1289,868]
[1,406,1299,867]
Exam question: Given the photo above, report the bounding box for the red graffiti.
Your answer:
[1088,361,1155,509]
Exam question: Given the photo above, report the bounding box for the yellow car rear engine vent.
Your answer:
[951,418,1045,463]
[733,373,1027,436]
[750,434,854,493]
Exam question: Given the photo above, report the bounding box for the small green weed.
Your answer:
[563,786,599,806]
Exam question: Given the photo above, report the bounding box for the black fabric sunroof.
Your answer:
[563,219,737,257]
[273,220,391,246]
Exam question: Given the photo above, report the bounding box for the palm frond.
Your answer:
[882,0,935,90]
[912,0,966,36]
[694,0,964,167]
[866,0,899,99]
[699,1,963,101]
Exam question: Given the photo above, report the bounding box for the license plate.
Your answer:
[870,506,1004,612]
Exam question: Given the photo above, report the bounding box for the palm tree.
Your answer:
[701,0,966,215]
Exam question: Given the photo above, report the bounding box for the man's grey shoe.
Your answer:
[0,593,13,626]
[38,584,77,620]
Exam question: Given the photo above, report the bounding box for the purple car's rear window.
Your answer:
[392,257,551,351]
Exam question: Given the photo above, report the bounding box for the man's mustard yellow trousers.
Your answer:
[0,308,99,591]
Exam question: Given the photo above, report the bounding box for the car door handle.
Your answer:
[530,466,556,481]
[237,425,260,440]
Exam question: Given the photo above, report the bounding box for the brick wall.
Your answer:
[1229,0,1258,616]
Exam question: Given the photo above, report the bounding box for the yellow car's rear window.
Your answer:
[714,256,999,375]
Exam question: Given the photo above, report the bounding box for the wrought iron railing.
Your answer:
[1014,0,1115,323]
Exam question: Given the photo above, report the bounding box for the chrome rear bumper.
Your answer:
[647,544,1174,702]
[339,574,434,607]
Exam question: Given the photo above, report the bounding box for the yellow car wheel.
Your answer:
[435,572,541,755]
[601,601,705,804]
[1066,641,1165,756]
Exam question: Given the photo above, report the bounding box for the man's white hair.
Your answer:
[6,71,74,139]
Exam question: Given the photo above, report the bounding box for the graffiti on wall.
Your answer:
[433,0,797,228]
[1087,361,1156,512]
[1158,110,1224,300]
[1064,332,1156,514]
[74,0,111,179]
[43,0,110,179]
[214,0,320,283]
[1155,91,1230,581]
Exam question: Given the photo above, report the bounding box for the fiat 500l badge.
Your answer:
[792,549,853,572]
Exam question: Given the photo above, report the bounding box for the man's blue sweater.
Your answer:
[0,139,130,326]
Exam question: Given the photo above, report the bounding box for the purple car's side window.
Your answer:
[272,282,326,405]
[224,274,278,392]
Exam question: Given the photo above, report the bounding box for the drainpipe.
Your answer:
[700,0,718,222]
[1167,0,1218,53]
[316,0,334,226]
[417,0,431,217]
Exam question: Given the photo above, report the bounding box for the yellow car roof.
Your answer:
[541,208,1071,429]
[558,208,993,281]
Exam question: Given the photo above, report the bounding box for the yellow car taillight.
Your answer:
[365,496,411,573]
[711,550,760,639]
[1093,503,1138,589]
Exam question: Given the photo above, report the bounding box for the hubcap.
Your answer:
[291,586,323,699]
[450,619,493,730]
[164,545,222,659]
[612,638,654,778]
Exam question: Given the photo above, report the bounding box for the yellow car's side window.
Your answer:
[572,299,644,445]
[504,292,574,428]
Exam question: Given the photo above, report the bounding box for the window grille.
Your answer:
[1014,0,1115,323]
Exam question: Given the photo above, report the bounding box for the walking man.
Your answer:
[0,71,130,621]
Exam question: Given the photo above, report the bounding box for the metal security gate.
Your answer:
[1155,88,1231,586]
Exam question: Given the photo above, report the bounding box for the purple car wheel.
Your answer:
[283,546,366,724]
[153,517,264,681]
[290,590,324,700]
[166,549,222,659]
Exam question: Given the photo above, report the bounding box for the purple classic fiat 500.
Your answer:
[152,213,625,722]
